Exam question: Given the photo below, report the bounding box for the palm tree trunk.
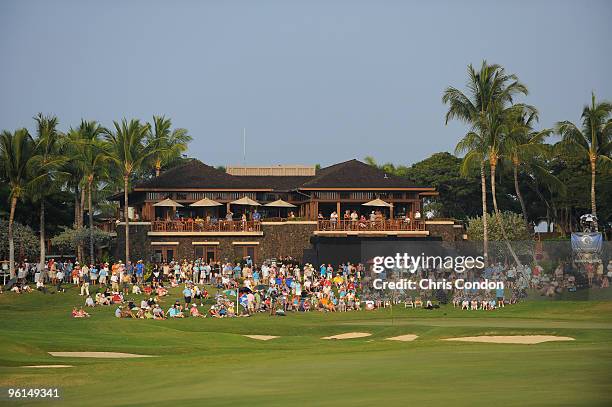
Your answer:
[88,179,94,264]
[480,162,488,263]
[39,199,46,273]
[490,162,522,267]
[513,163,530,232]
[78,187,86,262]
[590,159,597,230]
[124,175,130,264]
[8,195,17,279]
[74,185,81,261]
[74,186,79,227]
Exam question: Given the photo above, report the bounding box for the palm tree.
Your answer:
[454,130,489,261]
[103,119,155,264]
[147,116,191,176]
[444,61,530,265]
[0,129,35,278]
[30,113,67,272]
[556,92,612,226]
[505,110,552,229]
[63,129,86,260]
[72,120,107,263]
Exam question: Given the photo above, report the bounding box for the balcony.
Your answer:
[315,219,428,236]
[149,220,262,236]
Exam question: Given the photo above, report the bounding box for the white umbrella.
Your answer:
[264,199,297,218]
[153,198,183,207]
[190,197,222,207]
[230,196,261,206]
[362,198,393,208]
[264,199,296,208]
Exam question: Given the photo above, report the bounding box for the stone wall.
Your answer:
[260,222,318,260]
[114,221,459,263]
[114,223,153,262]
[115,221,317,263]
[426,221,465,242]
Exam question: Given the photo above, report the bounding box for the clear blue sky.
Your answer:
[1,0,610,167]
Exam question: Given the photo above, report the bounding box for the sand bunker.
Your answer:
[49,352,153,358]
[21,365,73,368]
[322,332,371,340]
[244,335,279,341]
[386,334,419,342]
[443,335,575,344]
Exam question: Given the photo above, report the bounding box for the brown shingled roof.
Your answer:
[133,160,248,190]
[125,158,430,193]
[300,159,425,189]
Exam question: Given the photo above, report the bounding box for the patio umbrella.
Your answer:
[264,199,296,217]
[362,198,392,208]
[153,198,183,219]
[230,196,261,206]
[190,197,222,207]
[153,198,183,207]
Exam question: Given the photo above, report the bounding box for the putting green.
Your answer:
[0,286,611,406]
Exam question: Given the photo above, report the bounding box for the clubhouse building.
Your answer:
[111,159,463,264]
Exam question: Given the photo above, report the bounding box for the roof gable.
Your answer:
[134,160,246,190]
[300,159,422,189]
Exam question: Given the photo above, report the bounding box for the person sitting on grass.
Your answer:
[168,304,184,318]
[152,304,165,320]
[143,285,153,296]
[189,303,205,318]
[111,292,123,304]
[208,305,221,318]
[156,286,168,297]
[143,307,153,319]
[132,284,142,295]
[72,307,90,318]
[85,295,95,307]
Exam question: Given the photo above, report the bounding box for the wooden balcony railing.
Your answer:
[151,220,261,233]
[317,219,425,232]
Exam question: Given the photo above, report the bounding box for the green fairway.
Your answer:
[0,287,611,407]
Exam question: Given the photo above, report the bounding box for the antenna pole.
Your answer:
[243,128,246,165]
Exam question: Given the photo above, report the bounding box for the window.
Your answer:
[194,245,218,262]
[234,245,257,263]
[151,247,175,263]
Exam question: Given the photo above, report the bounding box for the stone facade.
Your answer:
[426,221,464,241]
[115,221,317,263]
[114,220,462,263]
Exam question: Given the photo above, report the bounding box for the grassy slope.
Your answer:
[0,286,610,407]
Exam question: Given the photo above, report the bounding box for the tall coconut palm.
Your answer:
[147,116,191,176]
[72,120,107,263]
[63,129,86,260]
[30,113,67,272]
[0,129,35,277]
[556,93,612,226]
[103,119,155,264]
[484,103,537,267]
[505,111,552,230]
[444,61,530,265]
[454,130,489,262]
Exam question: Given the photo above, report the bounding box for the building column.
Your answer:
[336,201,340,215]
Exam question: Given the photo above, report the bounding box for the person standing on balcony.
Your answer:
[252,209,261,221]
[330,211,338,228]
